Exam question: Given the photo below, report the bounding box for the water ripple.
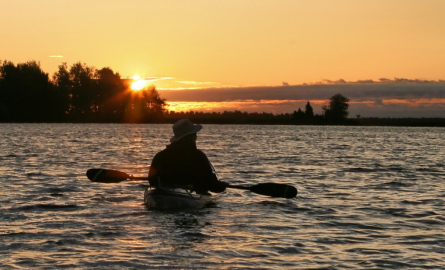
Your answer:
[0,124,444,269]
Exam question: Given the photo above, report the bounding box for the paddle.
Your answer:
[86,168,297,198]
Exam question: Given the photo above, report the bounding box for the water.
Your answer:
[1,124,444,269]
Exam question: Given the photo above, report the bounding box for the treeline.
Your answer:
[164,97,355,125]
[164,109,357,126]
[0,60,166,122]
[1,60,444,126]
[0,59,350,124]
[165,111,445,126]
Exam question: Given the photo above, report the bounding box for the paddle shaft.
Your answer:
[124,178,250,190]
[101,176,255,190]
[227,184,250,191]
[86,168,297,198]
[107,177,256,193]
[95,175,279,192]
[128,176,148,181]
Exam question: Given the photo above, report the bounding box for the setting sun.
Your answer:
[131,76,147,91]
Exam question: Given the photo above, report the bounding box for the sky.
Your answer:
[1,0,444,117]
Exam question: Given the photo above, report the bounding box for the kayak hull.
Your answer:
[144,187,214,210]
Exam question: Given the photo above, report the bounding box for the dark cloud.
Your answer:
[349,103,445,118]
[158,81,445,117]
[357,80,376,84]
[158,82,445,102]
[374,99,383,106]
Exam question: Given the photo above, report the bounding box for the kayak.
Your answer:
[86,169,297,210]
[144,187,214,210]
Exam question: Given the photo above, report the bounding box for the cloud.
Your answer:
[126,76,174,83]
[158,82,445,102]
[176,81,219,85]
[317,78,440,85]
[126,76,173,80]
[349,102,445,118]
[158,82,445,117]
[374,99,384,106]
[49,55,63,58]
[145,77,172,82]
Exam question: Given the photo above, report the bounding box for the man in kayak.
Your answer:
[148,119,227,194]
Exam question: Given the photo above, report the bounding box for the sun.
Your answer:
[130,75,147,91]
[131,80,147,91]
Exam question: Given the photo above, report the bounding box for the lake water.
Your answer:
[1,124,444,269]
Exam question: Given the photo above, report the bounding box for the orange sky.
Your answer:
[1,0,445,88]
[1,1,444,116]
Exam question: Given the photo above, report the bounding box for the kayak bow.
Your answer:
[144,187,214,210]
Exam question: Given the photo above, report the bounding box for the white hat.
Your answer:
[170,119,202,143]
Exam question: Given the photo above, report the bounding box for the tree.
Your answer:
[0,60,56,122]
[52,62,71,118]
[322,94,350,123]
[69,62,96,118]
[1,59,168,123]
[293,108,305,122]
[94,67,129,121]
[304,101,314,119]
[123,85,166,123]
[142,85,166,115]
[0,61,17,121]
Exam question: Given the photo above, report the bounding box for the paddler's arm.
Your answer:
[195,151,227,193]
[207,178,228,193]
[148,153,161,186]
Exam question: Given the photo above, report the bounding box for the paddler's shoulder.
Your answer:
[194,149,207,155]
[193,149,211,160]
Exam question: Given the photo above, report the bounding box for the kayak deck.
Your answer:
[144,187,214,210]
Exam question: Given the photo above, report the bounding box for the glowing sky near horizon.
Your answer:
[165,98,445,116]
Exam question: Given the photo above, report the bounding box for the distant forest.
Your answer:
[1,60,444,126]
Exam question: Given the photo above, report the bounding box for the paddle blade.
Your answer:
[249,183,297,198]
[86,169,130,183]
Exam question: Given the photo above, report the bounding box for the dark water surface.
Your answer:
[1,124,444,269]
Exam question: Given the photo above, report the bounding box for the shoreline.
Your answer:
[1,117,445,127]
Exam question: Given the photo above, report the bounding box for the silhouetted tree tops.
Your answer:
[0,60,58,122]
[8,60,442,126]
[0,60,166,122]
[292,101,316,123]
[322,94,350,123]
[305,101,314,118]
[0,60,356,124]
